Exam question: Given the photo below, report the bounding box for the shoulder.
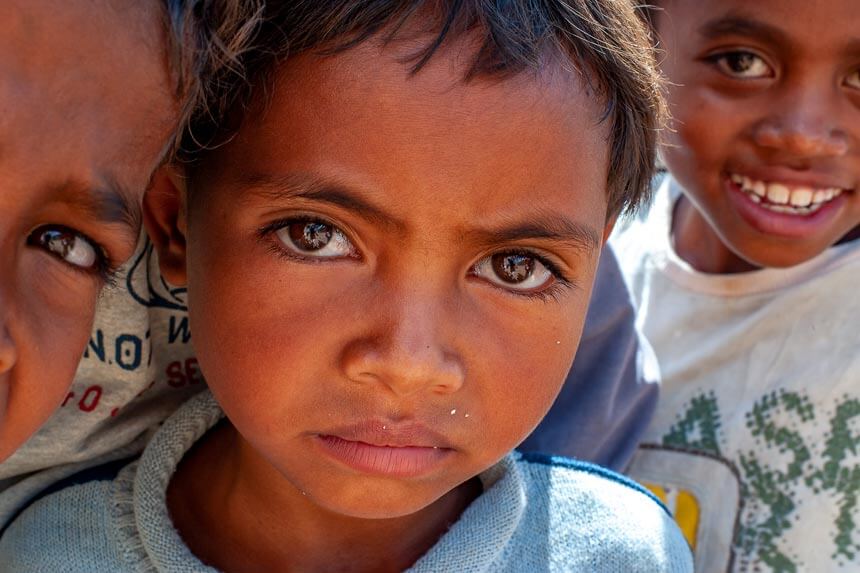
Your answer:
[0,395,224,573]
[0,475,125,571]
[513,452,693,573]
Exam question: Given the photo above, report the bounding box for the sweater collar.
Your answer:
[408,454,526,572]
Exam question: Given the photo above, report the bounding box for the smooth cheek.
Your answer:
[664,84,728,193]
[661,82,759,242]
[0,263,97,459]
[184,227,338,443]
[461,287,591,466]
[659,31,737,202]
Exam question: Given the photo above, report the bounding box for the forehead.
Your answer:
[0,0,177,198]
[213,39,611,227]
[660,0,860,55]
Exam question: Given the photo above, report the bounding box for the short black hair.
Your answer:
[179,0,665,217]
[162,0,263,157]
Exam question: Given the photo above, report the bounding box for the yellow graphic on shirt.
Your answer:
[646,484,700,550]
[629,448,739,572]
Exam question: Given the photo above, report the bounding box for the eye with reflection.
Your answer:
[274,218,357,259]
[27,226,103,271]
[707,50,773,79]
[472,251,565,295]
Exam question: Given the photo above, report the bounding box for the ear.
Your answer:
[143,165,189,286]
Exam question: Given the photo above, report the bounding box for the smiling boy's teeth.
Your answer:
[766,183,790,205]
[729,173,843,215]
[732,173,849,214]
[789,187,813,207]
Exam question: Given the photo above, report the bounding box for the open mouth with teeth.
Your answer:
[729,173,846,216]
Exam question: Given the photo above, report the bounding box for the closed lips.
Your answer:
[315,433,453,477]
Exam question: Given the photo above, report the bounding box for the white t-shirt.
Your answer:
[613,176,860,573]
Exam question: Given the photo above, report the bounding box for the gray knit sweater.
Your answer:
[0,391,692,572]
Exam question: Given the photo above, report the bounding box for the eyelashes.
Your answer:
[258,216,360,264]
[275,218,358,259]
[469,250,573,300]
[258,216,575,301]
[705,50,773,80]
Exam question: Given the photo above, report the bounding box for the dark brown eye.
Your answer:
[491,253,535,284]
[472,251,554,292]
[289,221,333,252]
[727,53,756,73]
[27,226,99,269]
[275,218,355,259]
[713,51,772,79]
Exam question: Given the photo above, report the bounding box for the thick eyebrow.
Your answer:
[698,14,789,48]
[237,173,406,231]
[466,214,602,255]
[59,178,141,231]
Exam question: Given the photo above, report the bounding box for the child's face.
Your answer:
[657,0,860,268]
[0,0,176,459]
[154,40,611,518]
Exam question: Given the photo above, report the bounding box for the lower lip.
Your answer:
[314,435,453,478]
[726,178,847,239]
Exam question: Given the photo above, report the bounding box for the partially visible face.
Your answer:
[157,40,611,518]
[657,0,860,269]
[0,0,177,460]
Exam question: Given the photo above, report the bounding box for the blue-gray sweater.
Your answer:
[0,392,692,572]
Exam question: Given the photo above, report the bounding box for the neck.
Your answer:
[671,195,760,274]
[168,422,481,573]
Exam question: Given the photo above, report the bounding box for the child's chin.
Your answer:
[306,486,447,520]
[726,235,835,270]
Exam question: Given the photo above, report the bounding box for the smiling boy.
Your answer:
[614,1,860,570]
[1,1,692,571]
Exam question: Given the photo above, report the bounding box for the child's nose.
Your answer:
[753,121,849,158]
[340,299,465,397]
[752,90,850,159]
